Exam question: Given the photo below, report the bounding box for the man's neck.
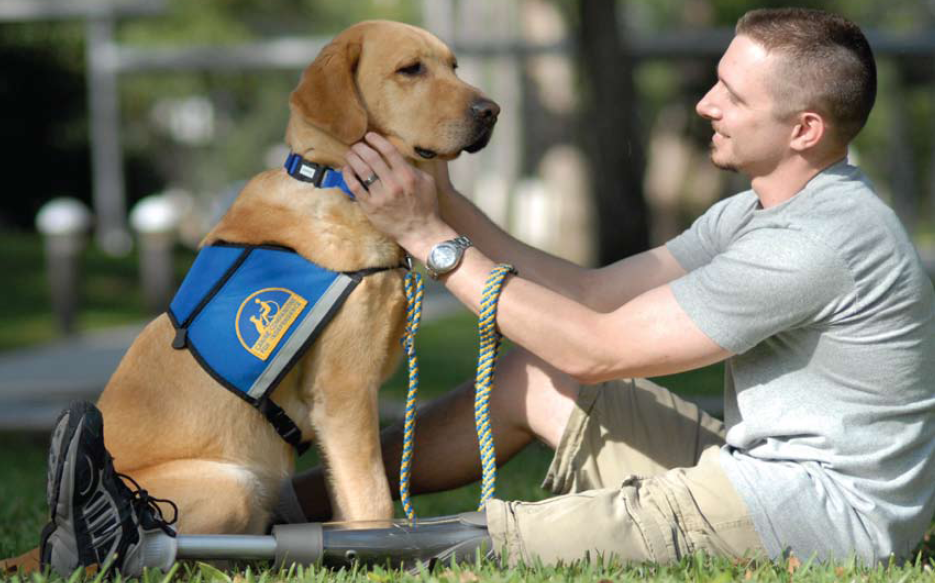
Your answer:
[749,151,847,209]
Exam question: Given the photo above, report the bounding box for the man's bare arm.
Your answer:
[435,177,686,311]
[409,227,730,381]
[347,135,720,378]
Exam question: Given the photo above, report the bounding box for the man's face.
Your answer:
[696,35,797,176]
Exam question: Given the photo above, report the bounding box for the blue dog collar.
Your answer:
[284,152,355,199]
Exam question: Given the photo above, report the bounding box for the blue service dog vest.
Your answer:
[168,243,397,453]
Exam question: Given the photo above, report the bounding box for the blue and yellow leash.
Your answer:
[398,270,424,521]
[474,263,515,510]
[397,263,516,520]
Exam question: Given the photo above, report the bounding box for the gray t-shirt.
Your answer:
[666,160,935,563]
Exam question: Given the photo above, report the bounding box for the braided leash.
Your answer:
[474,263,516,510]
[396,262,514,519]
[398,270,424,521]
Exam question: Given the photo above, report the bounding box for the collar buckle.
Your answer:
[285,152,325,187]
[284,152,355,200]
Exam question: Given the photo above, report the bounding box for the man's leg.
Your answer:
[486,447,766,565]
[282,372,761,567]
[541,377,727,494]
[486,379,762,565]
[287,346,579,522]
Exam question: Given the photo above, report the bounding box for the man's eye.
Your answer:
[397,62,424,76]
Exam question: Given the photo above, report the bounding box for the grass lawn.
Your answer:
[0,232,933,580]
[2,424,935,582]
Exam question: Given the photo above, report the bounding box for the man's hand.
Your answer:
[343,133,453,254]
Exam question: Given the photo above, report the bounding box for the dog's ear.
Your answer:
[289,35,367,145]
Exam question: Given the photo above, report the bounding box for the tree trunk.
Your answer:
[574,0,650,264]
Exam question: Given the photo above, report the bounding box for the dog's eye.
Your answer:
[397,62,424,76]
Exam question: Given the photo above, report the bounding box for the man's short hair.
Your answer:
[736,8,876,145]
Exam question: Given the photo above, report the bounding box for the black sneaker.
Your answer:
[40,401,179,577]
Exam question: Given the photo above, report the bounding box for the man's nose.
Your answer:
[696,89,719,120]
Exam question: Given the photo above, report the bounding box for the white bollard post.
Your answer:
[35,198,92,336]
[130,192,184,313]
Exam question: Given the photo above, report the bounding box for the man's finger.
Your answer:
[365,132,408,170]
[344,152,384,195]
[346,148,402,199]
[351,142,394,184]
[341,165,369,199]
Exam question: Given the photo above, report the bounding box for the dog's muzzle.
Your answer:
[463,98,499,153]
[414,98,500,159]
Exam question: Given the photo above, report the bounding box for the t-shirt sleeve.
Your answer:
[669,228,855,354]
[666,195,742,272]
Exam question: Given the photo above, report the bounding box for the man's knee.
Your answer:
[496,347,581,449]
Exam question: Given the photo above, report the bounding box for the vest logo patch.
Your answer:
[235,288,308,360]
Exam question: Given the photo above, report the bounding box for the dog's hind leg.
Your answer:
[124,460,275,535]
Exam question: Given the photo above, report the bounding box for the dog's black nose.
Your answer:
[471,99,500,124]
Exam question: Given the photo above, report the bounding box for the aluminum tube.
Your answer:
[175,535,278,560]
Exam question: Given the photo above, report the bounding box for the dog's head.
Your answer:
[286,20,499,163]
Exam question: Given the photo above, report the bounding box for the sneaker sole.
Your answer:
[43,402,107,574]
[47,401,100,521]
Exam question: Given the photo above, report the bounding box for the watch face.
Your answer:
[429,243,458,270]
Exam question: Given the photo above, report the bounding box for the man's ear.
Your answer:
[289,35,367,145]
[790,111,827,152]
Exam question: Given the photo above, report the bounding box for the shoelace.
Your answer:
[117,472,179,537]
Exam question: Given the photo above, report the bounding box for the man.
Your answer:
[335,6,935,563]
[42,7,935,574]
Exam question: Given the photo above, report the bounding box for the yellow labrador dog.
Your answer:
[96,20,498,535]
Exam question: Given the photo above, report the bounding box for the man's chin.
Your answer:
[709,148,738,173]
[711,159,739,173]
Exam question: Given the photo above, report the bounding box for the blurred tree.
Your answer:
[572,0,650,263]
[2,0,932,241]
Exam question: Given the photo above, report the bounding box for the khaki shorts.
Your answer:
[486,378,766,565]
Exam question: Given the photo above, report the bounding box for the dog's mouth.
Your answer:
[414,127,495,159]
[463,127,494,154]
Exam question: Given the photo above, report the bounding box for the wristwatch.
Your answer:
[425,235,472,279]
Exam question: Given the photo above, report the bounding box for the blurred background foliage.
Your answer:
[0,0,932,347]
[1,0,932,227]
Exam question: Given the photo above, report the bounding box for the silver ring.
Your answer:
[362,173,379,188]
